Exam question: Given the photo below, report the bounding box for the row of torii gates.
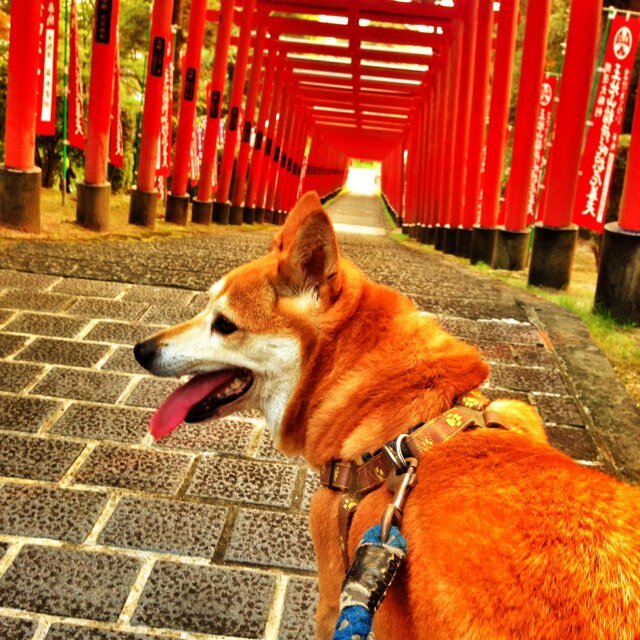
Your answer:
[1,0,640,323]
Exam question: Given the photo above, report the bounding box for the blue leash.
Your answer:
[333,524,407,640]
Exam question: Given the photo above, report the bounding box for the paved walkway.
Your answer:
[0,192,638,640]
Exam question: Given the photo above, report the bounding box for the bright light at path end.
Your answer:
[346,164,381,195]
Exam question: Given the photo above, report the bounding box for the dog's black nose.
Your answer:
[133,340,156,370]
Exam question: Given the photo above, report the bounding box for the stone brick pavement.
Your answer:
[0,192,638,639]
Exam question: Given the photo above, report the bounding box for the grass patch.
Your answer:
[377,194,399,230]
[0,189,275,244]
[383,210,397,229]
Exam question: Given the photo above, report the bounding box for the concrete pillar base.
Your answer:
[192,199,213,225]
[470,226,498,265]
[443,227,458,255]
[254,207,265,224]
[264,209,274,224]
[243,206,255,225]
[456,228,473,259]
[0,166,41,233]
[129,188,157,228]
[595,223,640,325]
[213,201,231,225]
[229,204,244,226]
[434,226,445,251]
[493,227,530,271]
[165,193,189,226]
[423,226,436,245]
[76,181,111,232]
[528,223,578,290]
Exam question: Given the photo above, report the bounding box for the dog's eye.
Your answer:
[212,314,238,335]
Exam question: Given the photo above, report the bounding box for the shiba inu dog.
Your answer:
[134,192,640,639]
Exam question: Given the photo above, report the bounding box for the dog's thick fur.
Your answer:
[140,192,640,639]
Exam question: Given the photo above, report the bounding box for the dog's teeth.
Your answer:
[230,378,242,390]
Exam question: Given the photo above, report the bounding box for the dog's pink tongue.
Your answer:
[149,371,233,440]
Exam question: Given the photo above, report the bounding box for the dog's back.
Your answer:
[343,428,640,640]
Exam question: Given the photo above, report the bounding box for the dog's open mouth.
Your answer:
[149,368,254,440]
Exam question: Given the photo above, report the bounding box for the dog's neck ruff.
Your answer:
[319,390,508,570]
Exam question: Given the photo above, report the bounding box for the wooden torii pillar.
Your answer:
[231,21,268,225]
[495,0,552,271]
[245,46,280,223]
[76,0,120,231]
[428,70,445,244]
[254,60,287,223]
[441,22,464,254]
[214,0,257,225]
[595,71,640,324]
[450,0,479,258]
[0,0,42,233]
[129,0,174,229]
[192,0,235,225]
[464,0,494,261]
[470,0,519,265]
[529,0,603,289]
[434,40,457,251]
[165,0,208,225]
[265,88,294,223]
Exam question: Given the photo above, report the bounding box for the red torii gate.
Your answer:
[154,0,458,228]
[1,0,639,321]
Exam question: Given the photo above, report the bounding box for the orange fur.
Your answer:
[211,192,640,638]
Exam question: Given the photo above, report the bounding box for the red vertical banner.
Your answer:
[68,0,85,149]
[156,33,174,181]
[573,15,640,232]
[109,29,123,167]
[36,0,60,136]
[527,75,558,224]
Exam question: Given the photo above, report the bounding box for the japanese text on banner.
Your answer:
[573,15,640,233]
[527,75,557,225]
[37,0,60,136]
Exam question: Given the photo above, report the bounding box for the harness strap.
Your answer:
[404,404,488,458]
[320,461,355,492]
[320,390,508,572]
[338,494,359,571]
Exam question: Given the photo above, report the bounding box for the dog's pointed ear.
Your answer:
[274,192,340,296]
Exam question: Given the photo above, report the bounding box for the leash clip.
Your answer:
[380,457,418,542]
[382,433,411,472]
